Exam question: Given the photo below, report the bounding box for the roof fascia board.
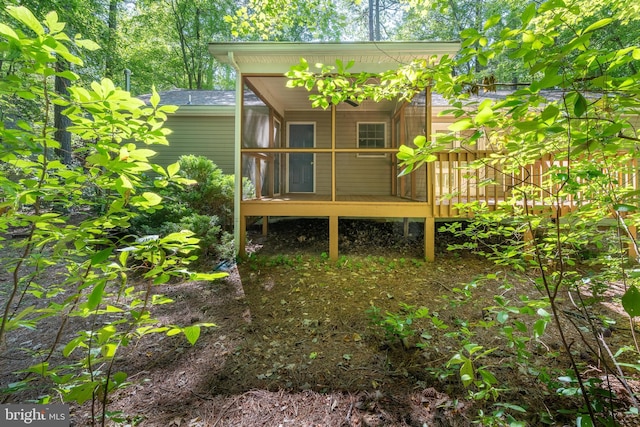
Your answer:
[209,41,461,74]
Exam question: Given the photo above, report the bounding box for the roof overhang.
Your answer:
[209,41,460,75]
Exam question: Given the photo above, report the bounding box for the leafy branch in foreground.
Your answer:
[0,6,225,426]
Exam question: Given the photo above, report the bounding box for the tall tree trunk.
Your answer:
[375,0,380,41]
[368,0,374,41]
[195,7,202,89]
[172,0,194,89]
[54,60,72,165]
[105,0,118,79]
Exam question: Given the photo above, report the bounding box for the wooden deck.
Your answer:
[238,152,639,262]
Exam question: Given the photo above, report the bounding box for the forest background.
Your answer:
[2,0,613,97]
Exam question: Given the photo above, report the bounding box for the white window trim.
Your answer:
[356,121,387,158]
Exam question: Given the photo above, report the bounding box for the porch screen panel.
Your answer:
[400,102,428,201]
[242,103,271,199]
[335,107,392,197]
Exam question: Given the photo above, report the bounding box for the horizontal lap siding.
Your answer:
[336,111,391,196]
[153,114,235,175]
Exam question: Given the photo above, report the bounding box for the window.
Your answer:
[357,122,386,157]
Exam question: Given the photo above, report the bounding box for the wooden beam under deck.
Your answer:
[239,196,434,262]
[241,200,432,218]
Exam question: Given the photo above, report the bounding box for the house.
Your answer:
[207,41,462,261]
[151,42,638,262]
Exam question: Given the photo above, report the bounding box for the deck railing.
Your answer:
[430,151,639,218]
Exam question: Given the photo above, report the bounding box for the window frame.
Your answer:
[356,121,387,158]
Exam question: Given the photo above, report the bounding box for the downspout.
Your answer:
[228,51,243,258]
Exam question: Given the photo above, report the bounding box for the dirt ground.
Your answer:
[2,218,639,426]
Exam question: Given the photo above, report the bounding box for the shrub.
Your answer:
[130,155,254,261]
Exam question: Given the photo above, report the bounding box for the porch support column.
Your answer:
[331,104,336,201]
[330,216,339,261]
[231,53,244,259]
[238,215,247,258]
[424,217,434,262]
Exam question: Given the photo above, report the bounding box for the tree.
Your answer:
[0,6,223,425]
[224,0,348,41]
[118,0,237,93]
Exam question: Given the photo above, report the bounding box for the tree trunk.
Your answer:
[105,0,118,79]
[368,0,374,41]
[54,60,72,165]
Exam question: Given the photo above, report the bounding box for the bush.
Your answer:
[131,155,253,261]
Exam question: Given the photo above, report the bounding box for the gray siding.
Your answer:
[152,113,235,175]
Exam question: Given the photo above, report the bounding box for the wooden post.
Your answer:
[238,215,247,259]
[330,216,339,261]
[262,216,268,236]
[331,104,336,202]
[424,217,434,262]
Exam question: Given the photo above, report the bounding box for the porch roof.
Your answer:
[208,41,460,74]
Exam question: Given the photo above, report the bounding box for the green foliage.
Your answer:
[224,0,347,41]
[366,303,431,349]
[0,6,224,424]
[130,154,254,261]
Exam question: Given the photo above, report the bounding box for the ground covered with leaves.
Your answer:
[2,219,638,426]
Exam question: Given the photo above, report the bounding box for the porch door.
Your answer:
[288,123,315,193]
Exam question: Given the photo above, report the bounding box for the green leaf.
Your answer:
[622,286,640,317]
[521,3,537,26]
[101,343,118,358]
[583,18,613,34]
[460,359,474,387]
[475,106,494,125]
[0,23,19,40]
[142,192,162,206]
[183,325,201,345]
[150,87,160,107]
[65,381,99,405]
[166,327,182,337]
[533,318,548,338]
[87,281,106,310]
[540,105,560,123]
[413,135,427,148]
[497,311,509,323]
[484,15,501,31]
[91,248,113,265]
[112,371,128,385]
[63,336,86,357]
[167,162,180,178]
[573,92,588,117]
[75,38,101,51]
[614,203,637,212]
[9,6,44,36]
[449,118,474,132]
